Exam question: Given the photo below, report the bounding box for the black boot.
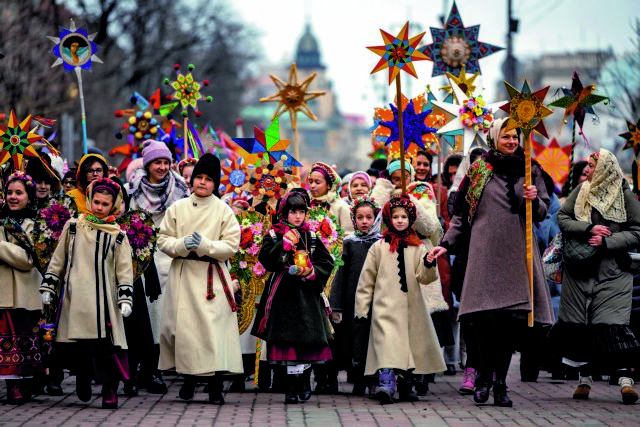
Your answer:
[208,374,225,405]
[397,372,419,402]
[413,374,429,396]
[298,368,311,401]
[284,374,299,404]
[179,375,197,400]
[139,344,168,394]
[313,364,328,394]
[493,380,512,407]
[258,361,272,391]
[473,372,493,404]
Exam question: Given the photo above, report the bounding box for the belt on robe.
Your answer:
[176,253,237,312]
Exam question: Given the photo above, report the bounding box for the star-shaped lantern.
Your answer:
[259,63,325,129]
[232,117,302,167]
[163,64,212,117]
[48,19,102,72]
[0,111,59,174]
[441,65,479,100]
[375,96,437,156]
[421,1,503,77]
[367,22,428,85]
[221,158,249,195]
[500,81,553,139]
[549,70,609,130]
[433,78,505,154]
[532,137,572,184]
[621,118,640,157]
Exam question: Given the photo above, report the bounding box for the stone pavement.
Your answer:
[0,354,638,426]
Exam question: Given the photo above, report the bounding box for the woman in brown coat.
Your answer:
[428,118,555,407]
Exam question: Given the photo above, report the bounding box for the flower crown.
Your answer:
[589,152,600,162]
[388,195,417,222]
[351,195,380,216]
[310,162,340,189]
[7,171,36,190]
[178,158,198,174]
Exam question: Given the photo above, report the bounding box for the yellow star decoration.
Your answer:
[441,65,479,100]
[259,63,326,129]
[500,81,553,139]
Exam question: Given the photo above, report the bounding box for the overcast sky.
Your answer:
[231,0,639,116]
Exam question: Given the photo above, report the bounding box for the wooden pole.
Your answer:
[524,129,534,327]
[183,116,188,160]
[567,119,577,193]
[293,123,300,179]
[395,74,407,195]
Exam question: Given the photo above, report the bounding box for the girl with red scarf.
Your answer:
[355,195,445,404]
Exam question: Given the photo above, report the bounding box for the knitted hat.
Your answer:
[190,153,221,194]
[142,139,172,167]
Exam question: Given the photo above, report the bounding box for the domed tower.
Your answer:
[295,22,326,71]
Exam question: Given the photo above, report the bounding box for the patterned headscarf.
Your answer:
[310,162,341,208]
[347,171,373,200]
[574,148,626,224]
[381,195,422,252]
[85,178,124,224]
[345,195,382,243]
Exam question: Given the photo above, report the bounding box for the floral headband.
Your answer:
[311,162,339,190]
[6,171,36,191]
[383,195,417,228]
[589,152,600,162]
[351,195,380,217]
[178,158,198,175]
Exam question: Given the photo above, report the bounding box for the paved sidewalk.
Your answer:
[0,355,637,426]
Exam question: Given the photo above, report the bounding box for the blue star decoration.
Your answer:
[421,1,503,77]
[378,99,437,151]
[48,19,102,72]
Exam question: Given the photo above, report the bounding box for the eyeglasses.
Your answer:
[62,180,76,185]
[87,168,103,175]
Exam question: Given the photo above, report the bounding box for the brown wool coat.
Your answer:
[441,168,555,324]
[0,219,42,310]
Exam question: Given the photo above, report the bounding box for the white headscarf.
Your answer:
[574,148,626,224]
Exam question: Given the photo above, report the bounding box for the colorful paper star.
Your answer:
[48,19,102,72]
[367,22,428,85]
[259,63,325,129]
[377,99,436,152]
[621,118,640,157]
[441,65,479,99]
[548,70,609,130]
[532,137,572,184]
[243,157,293,210]
[0,111,58,174]
[221,158,249,195]
[421,1,503,77]
[424,87,460,149]
[500,81,553,139]
[433,78,505,154]
[232,117,302,167]
[163,64,212,117]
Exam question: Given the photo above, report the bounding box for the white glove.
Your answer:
[331,311,343,324]
[120,302,132,317]
[41,291,53,305]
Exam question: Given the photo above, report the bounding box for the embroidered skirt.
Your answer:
[0,309,47,378]
[267,342,332,363]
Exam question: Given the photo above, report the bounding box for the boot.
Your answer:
[324,361,339,394]
[413,374,429,396]
[143,371,168,394]
[397,373,419,402]
[493,380,512,407]
[229,375,246,392]
[208,374,225,405]
[101,382,118,409]
[351,362,366,395]
[298,368,311,401]
[6,380,28,405]
[473,372,492,404]
[76,374,92,402]
[284,374,299,404]
[271,365,287,393]
[139,344,167,394]
[619,377,639,405]
[313,363,329,394]
[46,364,65,396]
[374,369,396,404]
[573,376,592,400]
[258,361,272,392]
[459,367,476,395]
[179,375,197,400]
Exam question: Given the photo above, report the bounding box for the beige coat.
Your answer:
[331,197,354,234]
[355,240,446,375]
[158,194,243,376]
[41,217,134,349]
[0,219,42,310]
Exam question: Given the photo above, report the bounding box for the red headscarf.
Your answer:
[382,195,422,252]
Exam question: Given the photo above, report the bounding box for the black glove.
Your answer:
[144,259,162,302]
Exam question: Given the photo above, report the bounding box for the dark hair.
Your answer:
[560,160,588,197]
[355,201,376,216]
[281,193,309,220]
[366,167,380,178]
[415,150,433,164]
[109,176,130,212]
[443,153,464,187]
[78,156,108,191]
[370,158,388,172]
[469,147,487,164]
[93,188,115,203]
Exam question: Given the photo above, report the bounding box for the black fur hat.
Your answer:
[190,153,221,196]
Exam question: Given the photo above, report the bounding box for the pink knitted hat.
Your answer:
[142,139,172,167]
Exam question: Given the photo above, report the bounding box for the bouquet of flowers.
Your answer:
[230,210,270,334]
[459,94,494,133]
[32,194,78,274]
[307,206,344,271]
[118,209,158,281]
[407,181,436,202]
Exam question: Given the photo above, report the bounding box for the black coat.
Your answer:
[251,230,334,346]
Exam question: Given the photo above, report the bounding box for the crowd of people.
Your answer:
[1,118,639,411]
